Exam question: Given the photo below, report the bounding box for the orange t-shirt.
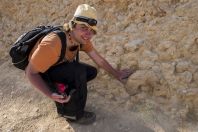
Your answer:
[29,32,94,73]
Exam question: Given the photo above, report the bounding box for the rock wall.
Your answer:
[1,0,198,122]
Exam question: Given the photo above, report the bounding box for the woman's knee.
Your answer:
[87,66,97,81]
[74,63,97,81]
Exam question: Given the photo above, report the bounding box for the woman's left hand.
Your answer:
[118,69,134,84]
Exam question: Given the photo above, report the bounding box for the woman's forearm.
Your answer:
[98,58,120,80]
[25,65,52,98]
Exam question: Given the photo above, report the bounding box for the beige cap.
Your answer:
[71,4,98,33]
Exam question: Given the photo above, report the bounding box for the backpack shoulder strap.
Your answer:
[75,44,82,63]
[53,30,66,64]
[76,49,79,62]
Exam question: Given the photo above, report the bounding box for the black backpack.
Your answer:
[9,25,67,70]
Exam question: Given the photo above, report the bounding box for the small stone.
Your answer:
[3,114,7,119]
[65,124,70,129]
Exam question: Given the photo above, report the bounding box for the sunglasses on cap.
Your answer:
[75,16,97,26]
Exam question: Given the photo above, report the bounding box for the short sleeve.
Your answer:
[29,33,61,73]
[80,41,94,53]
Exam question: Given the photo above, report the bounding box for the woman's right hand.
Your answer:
[51,93,71,103]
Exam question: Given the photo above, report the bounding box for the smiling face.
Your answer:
[71,23,95,44]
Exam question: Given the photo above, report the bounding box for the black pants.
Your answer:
[41,62,97,119]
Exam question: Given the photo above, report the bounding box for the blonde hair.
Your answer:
[63,20,77,32]
[63,23,70,32]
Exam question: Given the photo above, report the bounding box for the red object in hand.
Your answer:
[56,83,68,94]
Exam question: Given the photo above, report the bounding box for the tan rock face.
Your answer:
[1,0,198,121]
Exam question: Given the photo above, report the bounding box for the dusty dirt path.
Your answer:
[0,59,197,132]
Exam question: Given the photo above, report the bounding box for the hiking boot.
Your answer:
[76,111,96,125]
[59,114,77,120]
[61,111,96,125]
